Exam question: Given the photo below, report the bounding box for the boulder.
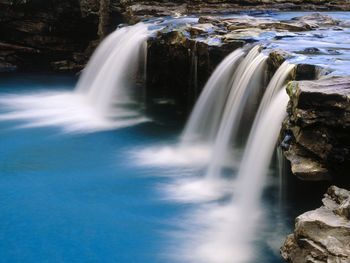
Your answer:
[282,77,350,180]
[281,185,350,263]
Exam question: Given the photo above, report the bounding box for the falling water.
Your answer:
[206,46,267,178]
[76,22,150,114]
[223,62,294,245]
[181,48,244,144]
[169,89,290,263]
[0,23,150,133]
[233,89,289,238]
[255,61,295,119]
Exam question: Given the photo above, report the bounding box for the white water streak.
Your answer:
[170,90,289,263]
[181,49,244,144]
[76,23,150,114]
[0,23,150,133]
[233,89,289,236]
[206,46,267,178]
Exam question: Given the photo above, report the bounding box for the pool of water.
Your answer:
[0,78,327,262]
[0,74,184,263]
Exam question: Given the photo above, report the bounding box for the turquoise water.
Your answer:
[2,12,346,263]
[0,74,325,263]
[0,74,188,263]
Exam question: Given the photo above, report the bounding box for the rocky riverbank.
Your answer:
[1,0,350,72]
[281,185,350,263]
[116,0,350,24]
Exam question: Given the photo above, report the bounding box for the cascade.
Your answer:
[76,22,150,115]
[206,46,267,178]
[254,61,295,120]
[228,63,294,242]
[0,23,150,132]
[181,49,244,144]
[232,89,289,241]
[157,55,295,263]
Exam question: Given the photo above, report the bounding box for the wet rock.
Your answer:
[282,77,350,180]
[115,1,350,24]
[0,0,116,72]
[281,185,350,263]
[295,64,318,80]
[267,49,293,77]
[146,26,245,112]
[223,28,264,41]
[292,13,340,28]
[299,47,322,54]
[284,143,331,180]
[188,23,216,36]
[225,17,312,32]
[1,1,350,72]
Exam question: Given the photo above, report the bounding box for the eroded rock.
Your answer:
[147,27,245,110]
[282,77,350,180]
[281,185,350,263]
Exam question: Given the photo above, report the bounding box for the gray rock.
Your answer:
[282,77,350,180]
[292,13,340,28]
[281,186,350,263]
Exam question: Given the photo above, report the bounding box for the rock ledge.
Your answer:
[281,185,350,263]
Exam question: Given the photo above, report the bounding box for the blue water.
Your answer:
[0,74,190,263]
[0,74,326,263]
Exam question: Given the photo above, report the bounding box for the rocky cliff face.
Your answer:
[281,77,350,181]
[146,25,246,111]
[0,0,99,72]
[281,185,350,263]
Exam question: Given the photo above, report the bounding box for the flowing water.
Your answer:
[181,48,244,144]
[206,46,267,179]
[0,23,150,133]
[1,11,348,263]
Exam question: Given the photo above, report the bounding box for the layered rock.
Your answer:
[281,185,350,263]
[0,0,95,71]
[147,25,246,110]
[1,0,349,72]
[281,77,350,180]
[146,13,339,110]
[115,1,350,24]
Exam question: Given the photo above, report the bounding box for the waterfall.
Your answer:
[206,46,267,178]
[76,22,150,115]
[153,53,295,263]
[232,89,289,237]
[255,61,295,119]
[181,49,244,144]
[0,23,151,133]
